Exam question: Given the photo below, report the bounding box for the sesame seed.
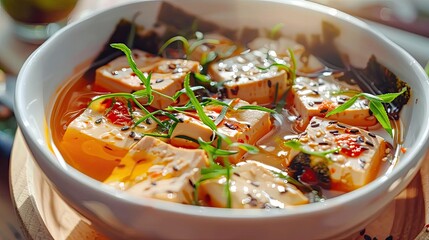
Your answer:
[121,126,130,131]
[365,141,374,147]
[349,128,359,134]
[337,123,346,128]
[310,122,320,128]
[95,118,103,124]
[129,131,136,138]
[368,132,376,138]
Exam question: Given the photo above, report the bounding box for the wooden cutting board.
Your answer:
[9,129,429,240]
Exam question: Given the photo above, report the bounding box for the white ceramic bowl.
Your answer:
[15,0,429,239]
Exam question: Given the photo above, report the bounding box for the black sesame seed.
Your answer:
[308,101,314,107]
[359,229,366,236]
[155,79,164,83]
[233,172,241,177]
[145,118,152,125]
[151,182,157,186]
[312,90,319,95]
[129,131,136,138]
[314,100,323,104]
[364,235,371,240]
[188,179,195,188]
[349,128,359,134]
[121,126,130,131]
[111,70,119,76]
[337,123,346,128]
[267,80,272,88]
[328,121,338,124]
[319,109,328,113]
[173,165,179,171]
[385,235,393,240]
[368,132,376,138]
[365,141,374,147]
[357,136,364,143]
[310,122,320,128]
[168,63,176,69]
[318,142,329,145]
[224,122,238,130]
[329,130,339,134]
[250,181,260,187]
[178,117,184,123]
[95,118,103,124]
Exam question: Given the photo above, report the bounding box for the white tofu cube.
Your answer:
[286,117,387,191]
[198,161,308,208]
[105,136,209,204]
[95,49,200,109]
[208,49,290,104]
[292,76,377,129]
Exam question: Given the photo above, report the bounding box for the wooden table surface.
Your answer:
[9,129,429,240]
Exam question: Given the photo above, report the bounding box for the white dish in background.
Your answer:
[14,0,429,239]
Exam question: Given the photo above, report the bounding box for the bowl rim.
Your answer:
[15,0,429,219]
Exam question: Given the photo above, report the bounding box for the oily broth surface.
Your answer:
[51,70,395,194]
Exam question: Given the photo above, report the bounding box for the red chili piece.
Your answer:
[105,100,133,126]
[335,134,366,157]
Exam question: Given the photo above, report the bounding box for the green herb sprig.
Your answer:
[284,139,339,160]
[326,87,407,137]
[158,35,220,58]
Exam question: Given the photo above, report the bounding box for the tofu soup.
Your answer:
[51,3,410,208]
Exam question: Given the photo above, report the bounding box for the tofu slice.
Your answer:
[170,100,272,163]
[95,49,200,109]
[198,161,308,208]
[61,102,156,181]
[292,76,377,129]
[248,37,324,74]
[286,117,387,191]
[105,136,209,204]
[208,49,290,104]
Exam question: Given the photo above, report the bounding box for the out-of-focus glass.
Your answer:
[1,0,78,43]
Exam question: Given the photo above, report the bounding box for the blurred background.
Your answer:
[0,0,428,239]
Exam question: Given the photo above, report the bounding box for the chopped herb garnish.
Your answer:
[184,74,217,130]
[110,43,154,104]
[158,35,220,58]
[235,105,276,114]
[284,139,339,160]
[269,23,284,40]
[326,87,407,136]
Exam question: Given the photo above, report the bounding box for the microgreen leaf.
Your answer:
[269,23,284,40]
[364,87,407,103]
[194,72,212,83]
[369,101,392,136]
[184,74,217,130]
[110,43,153,104]
[236,105,276,114]
[158,36,190,56]
[158,35,219,58]
[326,88,406,137]
[325,95,359,117]
[275,89,288,114]
[272,171,305,189]
[284,140,339,160]
[287,48,297,82]
[214,106,229,126]
[229,142,259,154]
